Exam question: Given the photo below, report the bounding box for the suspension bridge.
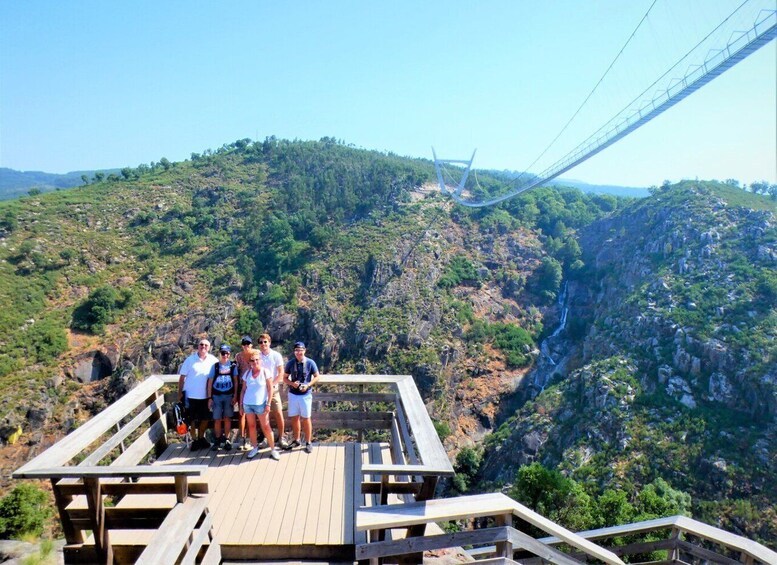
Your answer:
[434,3,777,207]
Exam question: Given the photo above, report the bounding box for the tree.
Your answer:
[0,484,51,538]
[750,180,769,194]
[121,167,133,180]
[635,478,691,520]
[94,172,105,182]
[159,157,171,170]
[534,256,563,302]
[71,285,134,334]
[510,463,595,533]
[80,174,89,185]
[27,187,42,196]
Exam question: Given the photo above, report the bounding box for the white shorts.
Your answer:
[287,393,312,418]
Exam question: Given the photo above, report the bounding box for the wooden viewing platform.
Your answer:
[13,373,777,565]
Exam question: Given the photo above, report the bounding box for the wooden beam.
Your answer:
[134,496,209,565]
[55,480,209,497]
[83,477,112,565]
[356,526,510,559]
[50,478,83,545]
[14,464,207,479]
[110,418,166,467]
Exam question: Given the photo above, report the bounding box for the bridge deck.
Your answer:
[117,441,389,561]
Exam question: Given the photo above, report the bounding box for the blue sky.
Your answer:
[1,1,775,188]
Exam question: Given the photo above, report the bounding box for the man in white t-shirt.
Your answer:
[178,338,218,450]
[256,333,288,450]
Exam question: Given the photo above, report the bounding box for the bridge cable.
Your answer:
[509,0,659,189]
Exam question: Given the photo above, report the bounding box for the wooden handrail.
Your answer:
[13,376,167,476]
[537,514,777,565]
[13,465,208,480]
[357,492,626,565]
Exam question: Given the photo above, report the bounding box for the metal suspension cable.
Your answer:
[436,0,775,208]
[513,0,659,186]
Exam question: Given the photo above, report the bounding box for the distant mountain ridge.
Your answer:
[0,167,120,199]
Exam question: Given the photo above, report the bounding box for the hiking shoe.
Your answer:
[305,442,313,454]
[247,446,259,459]
[192,438,208,450]
[284,439,301,451]
[270,448,280,461]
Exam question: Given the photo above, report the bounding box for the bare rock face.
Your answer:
[69,351,114,383]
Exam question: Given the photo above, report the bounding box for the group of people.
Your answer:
[177,333,320,461]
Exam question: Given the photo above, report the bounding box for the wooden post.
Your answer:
[84,477,113,565]
[146,391,167,456]
[358,384,364,443]
[174,475,189,503]
[50,479,84,545]
[669,526,681,562]
[494,513,513,559]
[115,423,126,454]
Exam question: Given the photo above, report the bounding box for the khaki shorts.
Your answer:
[270,385,282,413]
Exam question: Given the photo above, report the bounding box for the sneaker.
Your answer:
[284,439,301,451]
[189,438,202,450]
[217,436,226,449]
[240,439,251,452]
[305,442,313,454]
[247,446,260,459]
[270,448,280,461]
[224,438,233,450]
[258,438,268,449]
[278,438,290,450]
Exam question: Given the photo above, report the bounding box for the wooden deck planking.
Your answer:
[141,440,383,552]
[282,446,321,545]
[307,443,336,545]
[316,442,345,544]
[227,449,280,543]
[250,447,295,544]
[328,444,347,544]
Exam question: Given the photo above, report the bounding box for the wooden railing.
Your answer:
[13,375,211,564]
[13,373,453,563]
[356,492,626,565]
[537,514,777,565]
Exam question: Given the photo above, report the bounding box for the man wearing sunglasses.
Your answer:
[179,338,218,450]
[256,333,288,450]
[207,344,238,449]
[283,342,319,454]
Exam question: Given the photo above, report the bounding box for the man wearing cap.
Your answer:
[179,338,218,450]
[234,336,255,451]
[207,344,238,449]
[283,342,320,453]
[257,333,289,450]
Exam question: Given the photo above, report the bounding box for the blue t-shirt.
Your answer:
[285,357,318,395]
[210,361,237,395]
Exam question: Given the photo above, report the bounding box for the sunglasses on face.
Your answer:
[199,343,209,347]
[220,352,230,356]
[259,340,269,344]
